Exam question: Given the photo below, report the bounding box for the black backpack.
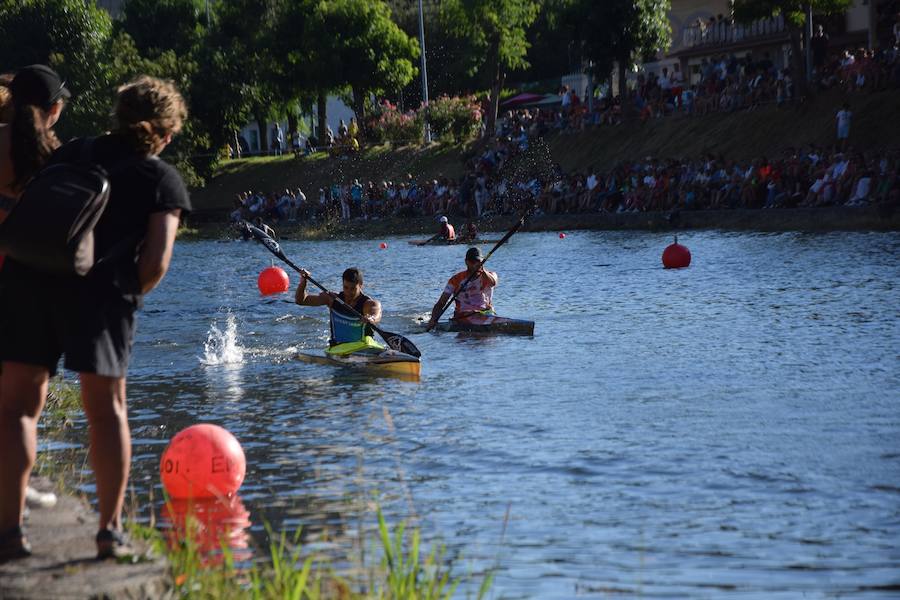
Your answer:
[0,138,111,276]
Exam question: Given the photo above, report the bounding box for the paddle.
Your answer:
[425,211,529,331]
[415,233,441,246]
[243,222,422,358]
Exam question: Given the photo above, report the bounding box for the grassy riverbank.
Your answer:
[33,380,490,599]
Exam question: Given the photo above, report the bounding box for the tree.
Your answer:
[116,0,205,57]
[440,0,539,135]
[554,0,670,102]
[273,0,339,141]
[309,0,419,131]
[0,0,116,139]
[733,0,852,98]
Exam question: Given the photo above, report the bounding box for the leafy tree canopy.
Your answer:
[733,0,853,28]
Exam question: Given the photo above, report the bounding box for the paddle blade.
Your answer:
[244,222,284,258]
[381,329,421,358]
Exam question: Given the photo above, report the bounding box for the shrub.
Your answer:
[369,100,423,145]
[423,95,482,143]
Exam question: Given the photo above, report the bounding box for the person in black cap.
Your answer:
[0,64,70,200]
[0,75,191,562]
[427,246,498,328]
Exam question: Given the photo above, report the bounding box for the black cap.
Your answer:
[465,247,483,262]
[9,64,71,109]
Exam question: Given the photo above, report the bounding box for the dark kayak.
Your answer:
[431,314,535,335]
[408,238,501,246]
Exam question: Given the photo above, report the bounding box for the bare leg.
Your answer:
[79,373,130,532]
[0,362,49,531]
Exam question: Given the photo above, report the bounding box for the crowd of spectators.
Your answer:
[228,20,900,230]
[230,139,898,232]
[495,23,900,136]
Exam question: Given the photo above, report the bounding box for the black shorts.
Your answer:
[0,283,137,378]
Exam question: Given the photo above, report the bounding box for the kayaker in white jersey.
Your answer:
[427,246,498,328]
[295,267,383,353]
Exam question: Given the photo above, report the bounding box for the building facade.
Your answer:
[632,0,883,86]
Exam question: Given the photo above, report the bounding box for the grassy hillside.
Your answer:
[192,88,900,216]
[193,144,468,214]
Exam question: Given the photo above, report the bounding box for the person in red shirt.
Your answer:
[427,247,498,328]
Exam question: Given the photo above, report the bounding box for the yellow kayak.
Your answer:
[296,337,421,380]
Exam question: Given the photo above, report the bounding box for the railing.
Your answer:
[682,15,786,49]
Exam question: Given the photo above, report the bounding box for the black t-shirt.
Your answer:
[0,134,191,301]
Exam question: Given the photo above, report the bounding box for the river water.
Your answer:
[49,230,899,598]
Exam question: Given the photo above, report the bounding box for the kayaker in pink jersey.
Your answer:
[427,246,498,327]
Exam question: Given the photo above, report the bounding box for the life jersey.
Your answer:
[444,269,497,317]
[442,223,456,240]
[329,292,374,345]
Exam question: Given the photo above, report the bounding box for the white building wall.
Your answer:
[312,96,356,139]
[235,95,355,154]
[845,0,871,33]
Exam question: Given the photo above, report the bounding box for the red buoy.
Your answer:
[559,232,566,239]
[257,266,289,295]
[379,242,388,249]
[662,235,691,269]
[160,424,246,499]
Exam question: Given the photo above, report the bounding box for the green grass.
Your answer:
[130,506,490,600]
[192,143,470,214]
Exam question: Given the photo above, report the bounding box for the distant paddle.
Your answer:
[414,233,441,246]
[243,222,422,358]
[425,211,529,331]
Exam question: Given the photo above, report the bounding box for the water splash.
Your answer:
[201,314,245,365]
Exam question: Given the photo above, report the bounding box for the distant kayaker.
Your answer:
[438,216,456,241]
[427,246,498,328]
[295,267,383,349]
[459,221,479,242]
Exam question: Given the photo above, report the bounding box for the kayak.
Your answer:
[408,238,501,246]
[433,314,534,336]
[296,342,421,380]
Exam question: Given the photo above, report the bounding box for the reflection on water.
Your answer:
[161,495,252,564]
[49,232,900,598]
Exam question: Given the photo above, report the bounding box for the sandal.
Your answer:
[0,526,32,563]
[96,528,134,560]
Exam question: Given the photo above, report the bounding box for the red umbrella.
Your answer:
[500,93,547,108]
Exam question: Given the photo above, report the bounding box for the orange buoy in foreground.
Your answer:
[380,242,388,249]
[559,232,566,239]
[257,266,289,295]
[662,235,691,269]
[161,424,246,499]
